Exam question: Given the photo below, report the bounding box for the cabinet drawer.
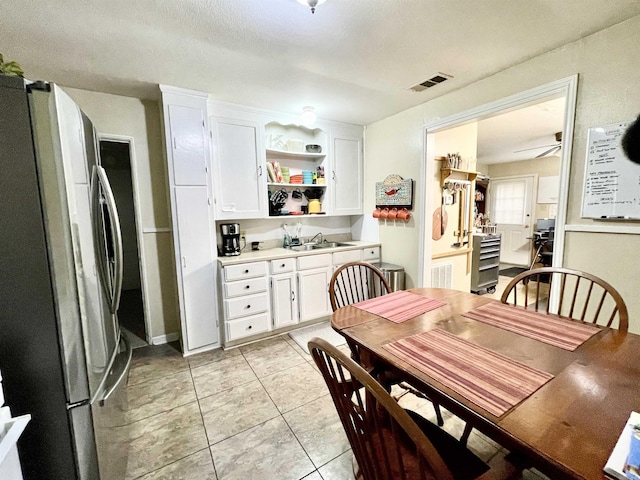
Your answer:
[224,276,269,298]
[333,249,362,265]
[477,266,499,288]
[226,313,270,341]
[225,292,270,320]
[224,261,268,281]
[297,253,331,271]
[362,247,380,261]
[270,258,295,274]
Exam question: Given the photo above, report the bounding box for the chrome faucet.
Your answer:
[309,232,324,245]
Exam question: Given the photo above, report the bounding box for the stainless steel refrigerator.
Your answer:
[0,75,132,479]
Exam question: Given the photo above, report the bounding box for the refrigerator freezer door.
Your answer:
[91,336,132,480]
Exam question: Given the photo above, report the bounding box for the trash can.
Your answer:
[374,262,405,291]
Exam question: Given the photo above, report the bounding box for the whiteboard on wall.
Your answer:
[581,120,640,219]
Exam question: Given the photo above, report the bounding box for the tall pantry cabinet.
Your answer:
[160,85,220,355]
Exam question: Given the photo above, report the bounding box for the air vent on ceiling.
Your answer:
[409,73,453,92]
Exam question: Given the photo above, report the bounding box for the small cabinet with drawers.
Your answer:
[470,234,501,294]
[222,261,271,342]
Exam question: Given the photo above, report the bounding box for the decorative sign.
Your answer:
[375,174,414,208]
[581,120,640,219]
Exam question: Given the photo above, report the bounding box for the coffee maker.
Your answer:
[220,223,241,256]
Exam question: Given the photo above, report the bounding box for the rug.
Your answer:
[289,321,346,354]
[499,267,528,278]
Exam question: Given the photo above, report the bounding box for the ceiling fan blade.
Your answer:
[535,145,562,158]
[514,143,560,154]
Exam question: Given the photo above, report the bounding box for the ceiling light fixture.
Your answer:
[297,0,326,14]
[301,106,316,126]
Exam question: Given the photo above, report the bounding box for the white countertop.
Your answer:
[217,240,381,266]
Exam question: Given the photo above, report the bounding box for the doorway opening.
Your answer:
[99,138,149,346]
[419,76,577,306]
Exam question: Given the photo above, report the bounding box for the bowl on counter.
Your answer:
[305,144,322,153]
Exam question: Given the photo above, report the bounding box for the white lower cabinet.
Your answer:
[220,246,378,345]
[298,267,333,322]
[271,273,299,329]
[174,186,219,352]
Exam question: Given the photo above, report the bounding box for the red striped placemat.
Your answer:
[383,328,553,417]
[462,302,601,351]
[353,291,446,323]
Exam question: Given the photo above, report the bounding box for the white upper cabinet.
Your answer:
[207,101,364,219]
[331,131,363,215]
[210,116,265,219]
[167,104,208,186]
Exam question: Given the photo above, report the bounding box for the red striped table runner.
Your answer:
[353,291,446,323]
[462,302,600,351]
[383,329,553,417]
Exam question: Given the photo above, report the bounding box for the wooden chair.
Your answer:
[329,261,391,311]
[501,267,628,331]
[458,266,630,447]
[329,262,444,426]
[309,337,523,480]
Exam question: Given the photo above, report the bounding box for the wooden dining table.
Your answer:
[331,288,640,480]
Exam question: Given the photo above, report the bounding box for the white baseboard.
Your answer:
[151,332,181,345]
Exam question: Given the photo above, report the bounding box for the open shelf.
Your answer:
[266,148,326,161]
[440,168,479,187]
[268,182,326,188]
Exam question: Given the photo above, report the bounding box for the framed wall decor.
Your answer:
[375,174,414,209]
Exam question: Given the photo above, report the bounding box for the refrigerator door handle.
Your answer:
[94,165,124,314]
[91,166,111,304]
[100,334,132,405]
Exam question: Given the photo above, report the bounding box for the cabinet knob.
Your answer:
[245,285,250,289]
[246,304,251,309]
[247,325,252,330]
[281,263,286,268]
[244,269,249,273]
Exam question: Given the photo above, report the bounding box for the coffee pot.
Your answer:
[220,223,241,256]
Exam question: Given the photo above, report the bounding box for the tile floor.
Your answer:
[121,330,551,480]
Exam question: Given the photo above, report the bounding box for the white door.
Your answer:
[331,134,363,215]
[298,268,332,322]
[174,186,219,350]
[489,175,535,266]
[210,116,265,219]
[271,274,299,329]
[168,105,208,186]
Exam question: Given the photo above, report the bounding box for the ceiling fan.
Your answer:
[514,131,562,158]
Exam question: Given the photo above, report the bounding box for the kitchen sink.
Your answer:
[289,242,353,251]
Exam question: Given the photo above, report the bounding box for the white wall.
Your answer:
[63,88,180,341]
[365,14,640,332]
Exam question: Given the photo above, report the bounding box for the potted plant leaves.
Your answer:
[0,54,24,77]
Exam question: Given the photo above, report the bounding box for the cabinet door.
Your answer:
[271,273,299,329]
[211,117,265,219]
[331,134,363,215]
[174,186,219,350]
[298,268,332,322]
[168,105,208,186]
